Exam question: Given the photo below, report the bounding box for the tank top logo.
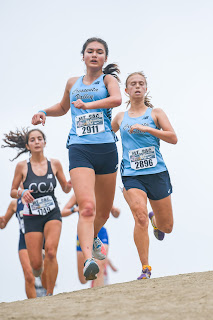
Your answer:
[29,182,54,193]
[123,123,149,135]
[72,88,98,101]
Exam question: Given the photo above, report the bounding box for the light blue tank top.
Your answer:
[66,74,116,146]
[120,108,167,176]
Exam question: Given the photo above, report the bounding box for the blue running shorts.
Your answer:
[68,143,118,174]
[122,170,172,200]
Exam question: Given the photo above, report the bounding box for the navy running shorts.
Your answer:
[68,143,118,174]
[23,208,62,234]
[76,226,109,252]
[18,231,27,251]
[122,170,172,200]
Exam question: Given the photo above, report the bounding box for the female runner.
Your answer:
[3,128,72,295]
[111,72,177,279]
[31,37,122,280]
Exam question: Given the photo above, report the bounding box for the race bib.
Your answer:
[129,146,157,170]
[75,112,105,136]
[29,196,55,216]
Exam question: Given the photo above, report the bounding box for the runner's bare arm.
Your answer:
[111,112,125,133]
[53,159,72,193]
[61,194,78,217]
[11,162,34,202]
[0,200,17,229]
[32,77,79,125]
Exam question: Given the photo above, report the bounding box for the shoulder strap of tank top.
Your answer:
[26,158,32,172]
[124,110,129,120]
[146,107,152,116]
[71,77,83,92]
[47,159,54,175]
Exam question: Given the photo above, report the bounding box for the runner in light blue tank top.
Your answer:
[120,107,167,176]
[112,71,177,281]
[31,37,122,282]
[67,74,115,146]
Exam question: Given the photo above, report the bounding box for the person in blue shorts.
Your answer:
[3,128,72,295]
[0,198,46,298]
[111,71,177,280]
[31,37,122,281]
[62,193,120,287]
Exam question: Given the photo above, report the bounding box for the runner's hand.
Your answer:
[66,179,72,192]
[129,124,148,134]
[32,112,46,126]
[0,216,7,229]
[72,99,87,110]
[22,190,35,203]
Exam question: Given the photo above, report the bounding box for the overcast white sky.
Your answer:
[0,0,213,303]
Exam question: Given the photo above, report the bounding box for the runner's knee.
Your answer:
[80,202,95,218]
[31,259,43,271]
[32,265,43,277]
[133,206,148,228]
[45,247,57,261]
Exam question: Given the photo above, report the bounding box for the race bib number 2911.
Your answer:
[129,146,157,170]
[75,112,105,136]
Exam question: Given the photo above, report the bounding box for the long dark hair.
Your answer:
[1,128,46,161]
[81,37,120,82]
[125,71,154,108]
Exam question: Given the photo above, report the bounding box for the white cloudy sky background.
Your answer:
[0,0,213,302]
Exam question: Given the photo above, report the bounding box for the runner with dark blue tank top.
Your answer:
[31,37,122,281]
[61,193,120,287]
[112,71,177,280]
[3,128,72,296]
[0,198,46,298]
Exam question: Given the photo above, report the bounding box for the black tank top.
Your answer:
[23,159,59,215]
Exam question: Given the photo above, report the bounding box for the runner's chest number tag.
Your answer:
[29,196,55,216]
[129,146,157,170]
[75,112,105,136]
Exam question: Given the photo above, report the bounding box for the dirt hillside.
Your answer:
[0,271,212,320]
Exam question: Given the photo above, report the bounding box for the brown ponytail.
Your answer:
[103,63,120,82]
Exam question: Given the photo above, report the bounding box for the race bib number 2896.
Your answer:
[75,112,105,136]
[129,146,157,170]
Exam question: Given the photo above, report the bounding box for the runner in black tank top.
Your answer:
[3,128,72,296]
[23,159,60,221]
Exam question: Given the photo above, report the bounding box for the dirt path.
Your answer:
[1,271,212,320]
